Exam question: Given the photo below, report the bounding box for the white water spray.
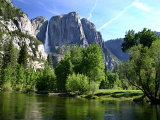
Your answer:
[44,21,50,54]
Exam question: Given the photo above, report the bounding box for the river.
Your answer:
[0,92,159,120]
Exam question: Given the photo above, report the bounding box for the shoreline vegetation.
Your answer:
[0,89,144,102]
[0,29,160,104]
[37,89,144,101]
[0,1,159,104]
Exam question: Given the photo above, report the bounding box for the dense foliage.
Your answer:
[122,28,159,52]
[121,28,160,103]
[36,62,56,91]
[100,71,121,89]
[18,43,28,68]
[0,0,22,20]
[55,44,105,92]
[66,73,89,94]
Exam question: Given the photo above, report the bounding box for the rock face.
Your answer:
[48,12,88,52]
[13,13,35,37]
[0,19,18,31]
[0,15,47,70]
[81,18,119,69]
[105,39,129,61]
[81,18,103,47]
[37,12,118,69]
[32,12,119,70]
[31,16,48,44]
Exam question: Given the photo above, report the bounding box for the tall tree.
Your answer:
[55,53,73,92]
[36,62,56,91]
[3,40,17,68]
[122,28,159,52]
[122,29,160,103]
[15,65,25,90]
[70,45,83,73]
[82,44,105,84]
[47,54,53,68]
[18,42,28,68]
[1,40,17,90]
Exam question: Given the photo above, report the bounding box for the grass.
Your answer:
[81,89,144,101]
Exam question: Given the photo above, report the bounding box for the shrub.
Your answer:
[66,73,89,94]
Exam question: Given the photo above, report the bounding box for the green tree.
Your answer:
[70,45,83,73]
[1,40,17,90]
[1,64,13,91]
[47,54,53,68]
[15,65,25,91]
[3,40,17,69]
[0,0,22,20]
[115,62,135,90]
[36,62,56,91]
[66,73,89,94]
[25,68,37,92]
[122,28,159,52]
[99,71,121,89]
[122,29,160,103]
[82,44,105,85]
[55,53,73,92]
[18,43,28,68]
[122,30,138,52]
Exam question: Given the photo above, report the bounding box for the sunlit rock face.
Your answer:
[81,18,103,47]
[31,16,48,44]
[0,16,47,69]
[48,12,88,52]
[13,13,35,37]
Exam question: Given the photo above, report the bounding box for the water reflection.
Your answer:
[0,92,159,120]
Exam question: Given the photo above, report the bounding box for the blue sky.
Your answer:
[11,0,160,41]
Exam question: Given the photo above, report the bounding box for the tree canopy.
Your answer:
[122,28,159,52]
[122,29,160,103]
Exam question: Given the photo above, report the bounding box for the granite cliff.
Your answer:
[0,0,47,69]
[32,12,119,70]
[105,38,129,61]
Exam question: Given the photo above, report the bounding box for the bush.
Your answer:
[89,82,99,94]
[66,73,89,94]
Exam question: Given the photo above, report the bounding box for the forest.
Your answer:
[0,27,160,103]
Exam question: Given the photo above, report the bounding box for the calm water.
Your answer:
[0,92,160,120]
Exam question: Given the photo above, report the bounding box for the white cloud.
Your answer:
[47,9,60,15]
[17,0,25,3]
[98,4,132,31]
[132,2,150,12]
[87,0,98,20]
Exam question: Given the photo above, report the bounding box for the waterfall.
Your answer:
[44,21,50,54]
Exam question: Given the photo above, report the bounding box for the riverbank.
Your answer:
[45,89,144,101]
[1,89,144,101]
[80,89,144,101]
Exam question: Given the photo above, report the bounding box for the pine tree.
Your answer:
[47,54,53,68]
[3,40,17,69]
[55,53,73,92]
[15,65,25,90]
[18,42,28,68]
[1,40,17,90]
